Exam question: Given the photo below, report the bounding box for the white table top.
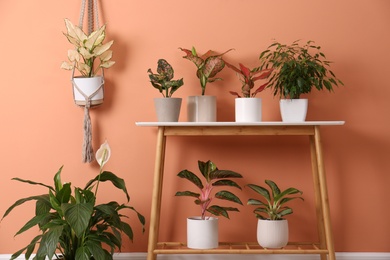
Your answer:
[136,121,345,127]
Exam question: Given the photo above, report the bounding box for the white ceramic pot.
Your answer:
[280,99,308,122]
[153,97,182,122]
[187,217,218,249]
[257,219,288,248]
[72,76,104,106]
[187,95,217,122]
[235,98,262,122]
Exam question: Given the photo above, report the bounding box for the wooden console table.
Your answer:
[136,121,345,260]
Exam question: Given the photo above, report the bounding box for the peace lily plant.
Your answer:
[2,141,145,260]
[61,18,115,77]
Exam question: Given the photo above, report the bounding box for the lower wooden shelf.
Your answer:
[154,242,329,255]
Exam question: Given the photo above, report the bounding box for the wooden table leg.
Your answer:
[310,134,327,260]
[147,127,166,260]
[313,126,336,260]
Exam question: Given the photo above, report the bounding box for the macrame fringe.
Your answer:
[82,104,94,163]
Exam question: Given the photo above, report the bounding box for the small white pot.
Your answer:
[72,76,104,106]
[153,98,182,122]
[187,217,218,249]
[235,98,262,122]
[257,219,288,248]
[187,95,217,122]
[280,99,308,122]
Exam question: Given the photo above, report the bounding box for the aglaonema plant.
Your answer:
[225,62,272,98]
[175,160,243,220]
[1,141,145,260]
[147,59,184,97]
[179,47,233,95]
[247,179,303,220]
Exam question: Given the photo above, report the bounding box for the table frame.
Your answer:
[136,122,344,260]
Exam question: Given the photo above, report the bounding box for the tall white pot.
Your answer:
[153,97,182,122]
[280,99,308,122]
[235,98,262,122]
[187,217,218,249]
[257,219,288,248]
[72,76,104,106]
[187,95,217,122]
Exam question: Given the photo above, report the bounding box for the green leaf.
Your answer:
[54,166,64,192]
[85,171,130,202]
[85,240,106,260]
[11,177,54,191]
[213,179,242,190]
[209,170,242,181]
[265,180,280,198]
[247,198,267,206]
[175,191,200,198]
[2,195,50,220]
[36,225,63,260]
[75,246,91,260]
[15,214,49,236]
[177,170,204,190]
[56,182,71,203]
[62,202,94,238]
[215,190,243,205]
[247,184,270,203]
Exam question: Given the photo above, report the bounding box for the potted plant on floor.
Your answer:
[61,18,115,107]
[1,141,145,260]
[225,62,272,122]
[175,160,243,249]
[180,47,232,122]
[148,59,184,122]
[259,40,343,122]
[247,179,303,248]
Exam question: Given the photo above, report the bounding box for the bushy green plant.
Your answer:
[175,160,243,220]
[147,59,184,97]
[247,179,303,220]
[180,47,232,95]
[225,62,272,98]
[1,142,145,260]
[259,40,343,99]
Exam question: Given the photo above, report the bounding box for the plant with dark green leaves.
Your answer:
[259,40,343,99]
[175,160,243,220]
[247,180,303,220]
[147,59,184,97]
[180,47,233,95]
[1,141,145,260]
[225,62,273,98]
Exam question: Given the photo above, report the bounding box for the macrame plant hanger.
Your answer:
[71,0,104,163]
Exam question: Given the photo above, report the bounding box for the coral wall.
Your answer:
[0,0,389,254]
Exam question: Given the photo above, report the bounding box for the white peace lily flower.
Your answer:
[96,141,111,167]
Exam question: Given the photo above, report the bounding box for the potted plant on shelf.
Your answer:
[148,59,184,122]
[175,160,243,249]
[61,18,115,107]
[179,47,232,122]
[247,179,303,248]
[225,62,272,122]
[1,141,145,260]
[259,40,343,122]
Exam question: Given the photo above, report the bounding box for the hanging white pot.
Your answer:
[153,98,182,122]
[72,76,104,107]
[187,217,218,249]
[257,219,288,248]
[187,95,217,122]
[235,97,262,122]
[280,99,308,122]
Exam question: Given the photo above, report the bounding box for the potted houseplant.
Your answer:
[1,141,145,260]
[147,59,184,122]
[259,40,343,122]
[180,47,232,122]
[175,160,243,249]
[225,62,272,122]
[61,18,115,107]
[247,179,303,248]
